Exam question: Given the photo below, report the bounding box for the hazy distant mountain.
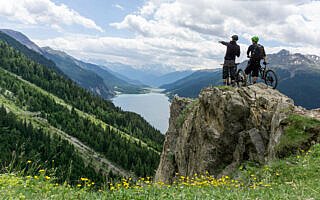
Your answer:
[105,63,161,86]
[162,50,320,109]
[149,70,194,87]
[0,29,44,54]
[161,69,222,98]
[104,62,192,87]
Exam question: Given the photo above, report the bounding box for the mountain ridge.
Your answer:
[0,29,44,54]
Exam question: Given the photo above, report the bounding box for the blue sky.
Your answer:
[0,0,320,70]
[50,0,144,37]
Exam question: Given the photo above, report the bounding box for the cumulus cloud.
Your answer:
[0,0,103,32]
[37,0,320,70]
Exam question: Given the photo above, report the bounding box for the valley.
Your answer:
[1,1,320,199]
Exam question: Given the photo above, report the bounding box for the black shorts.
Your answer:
[223,60,236,80]
[245,60,260,77]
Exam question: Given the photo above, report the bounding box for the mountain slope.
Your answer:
[0,31,59,72]
[267,50,320,109]
[0,40,164,180]
[1,29,146,98]
[0,105,107,184]
[42,47,114,99]
[0,30,114,99]
[0,29,44,54]
[162,50,320,109]
[72,59,147,94]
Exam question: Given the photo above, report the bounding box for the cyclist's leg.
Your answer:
[244,61,252,83]
[252,61,260,84]
[222,64,228,85]
[230,65,236,85]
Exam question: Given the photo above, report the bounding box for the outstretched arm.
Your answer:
[219,41,228,46]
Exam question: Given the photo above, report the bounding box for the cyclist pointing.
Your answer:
[219,35,240,86]
[245,36,267,84]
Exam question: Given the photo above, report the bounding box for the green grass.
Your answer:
[276,114,320,157]
[2,144,320,199]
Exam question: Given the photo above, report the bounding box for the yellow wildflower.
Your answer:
[80,177,89,181]
[27,160,32,164]
[45,176,50,180]
[39,169,45,173]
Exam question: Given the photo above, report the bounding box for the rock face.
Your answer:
[155,84,315,183]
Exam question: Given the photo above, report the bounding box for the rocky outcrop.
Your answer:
[155,84,320,183]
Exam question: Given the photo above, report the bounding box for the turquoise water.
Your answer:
[112,92,170,134]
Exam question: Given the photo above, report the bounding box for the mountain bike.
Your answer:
[247,62,278,89]
[222,63,247,87]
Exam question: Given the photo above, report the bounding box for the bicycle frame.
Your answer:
[259,65,267,80]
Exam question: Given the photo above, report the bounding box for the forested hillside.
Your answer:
[0,106,106,185]
[0,31,59,72]
[0,40,164,183]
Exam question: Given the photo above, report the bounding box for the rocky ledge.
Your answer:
[155,84,320,183]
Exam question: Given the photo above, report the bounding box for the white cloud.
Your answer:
[36,0,320,70]
[35,34,224,70]
[113,4,124,11]
[0,0,103,32]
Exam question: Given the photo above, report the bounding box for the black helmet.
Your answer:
[231,35,238,41]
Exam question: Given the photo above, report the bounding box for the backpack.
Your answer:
[251,44,265,60]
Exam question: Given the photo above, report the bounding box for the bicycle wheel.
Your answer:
[236,69,246,87]
[264,69,278,89]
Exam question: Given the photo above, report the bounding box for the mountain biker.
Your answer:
[219,35,240,85]
[245,36,267,84]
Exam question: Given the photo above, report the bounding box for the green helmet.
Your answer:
[251,36,259,43]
